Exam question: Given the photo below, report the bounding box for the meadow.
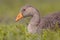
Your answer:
[0,0,60,40]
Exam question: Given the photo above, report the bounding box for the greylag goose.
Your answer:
[16,5,60,34]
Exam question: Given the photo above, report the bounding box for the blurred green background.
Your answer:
[0,0,60,40]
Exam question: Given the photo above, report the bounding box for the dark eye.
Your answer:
[23,9,26,11]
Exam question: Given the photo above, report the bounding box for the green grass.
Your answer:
[0,23,60,40]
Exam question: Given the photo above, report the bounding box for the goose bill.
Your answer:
[16,13,23,22]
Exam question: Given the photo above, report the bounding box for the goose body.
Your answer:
[16,5,60,34]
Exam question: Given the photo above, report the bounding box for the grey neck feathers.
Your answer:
[27,11,40,34]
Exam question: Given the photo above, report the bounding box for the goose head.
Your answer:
[16,5,38,22]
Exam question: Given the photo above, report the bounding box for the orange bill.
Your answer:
[16,13,23,22]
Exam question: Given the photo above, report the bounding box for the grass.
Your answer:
[0,23,60,40]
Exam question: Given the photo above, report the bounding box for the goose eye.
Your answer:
[23,9,26,11]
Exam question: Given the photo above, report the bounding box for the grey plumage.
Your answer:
[39,12,60,28]
[37,12,60,34]
[16,5,60,34]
